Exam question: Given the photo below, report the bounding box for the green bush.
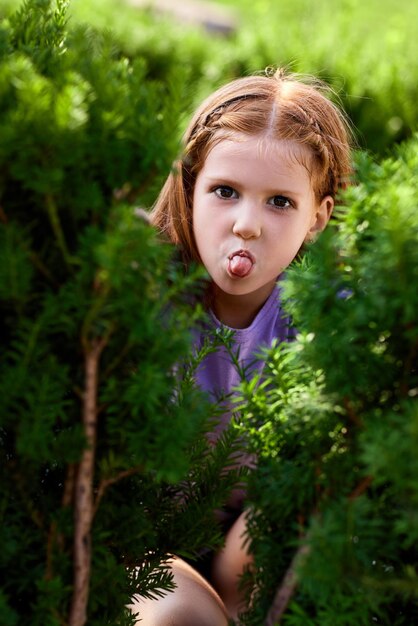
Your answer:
[55,0,418,154]
[1,0,417,623]
[217,0,418,154]
[237,135,418,625]
[0,2,242,624]
[3,0,416,155]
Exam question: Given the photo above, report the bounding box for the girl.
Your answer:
[132,68,353,625]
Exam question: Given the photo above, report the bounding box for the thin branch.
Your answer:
[343,397,363,428]
[80,287,111,353]
[93,465,144,518]
[102,339,131,379]
[349,475,373,501]
[266,471,373,624]
[45,193,79,269]
[46,465,77,583]
[62,463,77,509]
[72,386,83,401]
[68,336,107,626]
[265,542,310,626]
[29,249,60,287]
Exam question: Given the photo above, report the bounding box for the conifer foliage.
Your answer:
[0,2,241,624]
[237,137,418,625]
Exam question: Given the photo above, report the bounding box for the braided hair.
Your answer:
[150,68,353,264]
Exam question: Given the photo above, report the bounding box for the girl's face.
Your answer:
[192,134,333,323]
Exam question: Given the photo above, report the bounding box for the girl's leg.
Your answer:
[211,511,253,621]
[129,557,229,626]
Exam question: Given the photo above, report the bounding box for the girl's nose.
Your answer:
[232,205,261,240]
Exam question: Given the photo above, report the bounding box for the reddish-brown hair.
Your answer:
[150,68,353,264]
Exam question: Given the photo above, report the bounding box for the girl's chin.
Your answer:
[213,273,280,299]
[214,280,261,298]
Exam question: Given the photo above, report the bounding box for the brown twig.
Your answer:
[68,336,107,626]
[62,463,77,509]
[45,463,77,581]
[102,340,131,379]
[93,465,143,518]
[349,475,373,501]
[45,193,78,269]
[343,397,363,428]
[265,542,311,625]
[265,391,372,625]
[265,471,374,624]
[28,249,60,287]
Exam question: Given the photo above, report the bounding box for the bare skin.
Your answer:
[130,512,252,624]
[129,557,229,626]
[211,511,253,621]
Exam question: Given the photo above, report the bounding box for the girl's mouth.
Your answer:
[227,250,255,278]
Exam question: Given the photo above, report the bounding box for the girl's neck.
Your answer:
[209,281,277,329]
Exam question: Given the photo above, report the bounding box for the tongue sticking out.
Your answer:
[228,254,253,277]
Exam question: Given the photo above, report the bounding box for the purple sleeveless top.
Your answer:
[193,284,293,442]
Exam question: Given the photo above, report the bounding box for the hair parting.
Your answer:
[150,67,354,265]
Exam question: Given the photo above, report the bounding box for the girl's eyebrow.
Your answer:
[205,176,304,198]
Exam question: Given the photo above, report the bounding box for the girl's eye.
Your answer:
[268,195,293,209]
[213,186,238,199]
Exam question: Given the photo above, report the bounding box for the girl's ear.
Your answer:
[304,195,334,242]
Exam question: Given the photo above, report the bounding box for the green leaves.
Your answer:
[0,222,33,308]
[238,136,418,625]
[281,139,418,402]
[0,2,236,622]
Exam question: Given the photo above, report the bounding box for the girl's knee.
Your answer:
[130,557,228,626]
[158,603,227,626]
[132,594,228,626]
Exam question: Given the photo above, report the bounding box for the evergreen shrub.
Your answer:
[1,0,417,623]
[0,2,241,624]
[65,0,418,154]
[217,0,418,155]
[237,136,418,625]
[3,0,416,155]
